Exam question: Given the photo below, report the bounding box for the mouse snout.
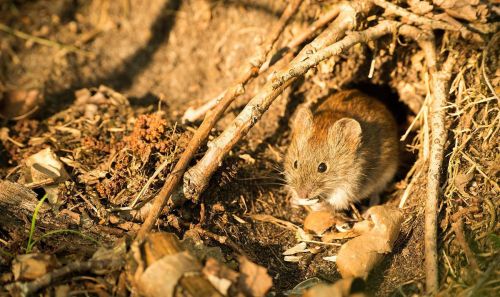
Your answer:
[296,187,313,199]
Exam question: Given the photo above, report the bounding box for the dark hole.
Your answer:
[33,187,47,200]
[347,82,411,126]
[350,277,366,293]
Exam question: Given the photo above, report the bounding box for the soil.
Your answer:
[0,0,496,296]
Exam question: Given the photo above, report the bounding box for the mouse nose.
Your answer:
[297,188,312,199]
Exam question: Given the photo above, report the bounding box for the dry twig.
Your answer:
[183,19,396,201]
[372,0,457,31]
[136,0,304,240]
[400,25,457,293]
[182,4,342,123]
[0,23,93,56]
[8,258,122,296]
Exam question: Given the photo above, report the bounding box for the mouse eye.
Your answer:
[293,160,298,169]
[318,162,327,173]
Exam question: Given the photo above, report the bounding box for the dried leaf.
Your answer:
[336,206,403,279]
[137,251,201,297]
[12,253,58,281]
[202,258,239,295]
[304,211,336,235]
[238,256,272,297]
[128,232,223,297]
[24,148,69,205]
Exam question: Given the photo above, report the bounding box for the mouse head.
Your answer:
[284,107,363,207]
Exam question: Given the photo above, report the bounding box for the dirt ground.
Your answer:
[0,0,498,296]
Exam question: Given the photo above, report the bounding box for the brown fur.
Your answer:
[284,90,399,210]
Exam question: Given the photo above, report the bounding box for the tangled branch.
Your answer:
[136,0,304,240]
[183,20,399,200]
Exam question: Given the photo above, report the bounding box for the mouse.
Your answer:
[284,89,399,211]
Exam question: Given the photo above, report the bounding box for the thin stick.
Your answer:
[184,20,398,201]
[183,0,374,198]
[400,25,456,293]
[371,0,457,31]
[0,23,92,56]
[136,0,305,241]
[8,258,121,295]
[451,217,479,271]
[181,4,342,123]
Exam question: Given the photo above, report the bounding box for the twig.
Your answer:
[451,217,479,271]
[0,23,93,57]
[181,91,225,123]
[400,24,457,293]
[7,258,122,296]
[183,20,398,200]
[481,31,500,100]
[181,3,342,123]
[136,0,305,241]
[371,0,458,31]
[247,214,299,231]
[194,226,249,258]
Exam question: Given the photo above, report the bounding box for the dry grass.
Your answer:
[440,45,499,296]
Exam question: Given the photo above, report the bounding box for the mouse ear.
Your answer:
[293,107,313,129]
[329,118,362,145]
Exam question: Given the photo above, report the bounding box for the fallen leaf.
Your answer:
[24,148,69,206]
[128,232,224,297]
[304,211,336,235]
[12,253,58,281]
[336,206,403,279]
[137,251,201,297]
[238,256,272,297]
[202,257,239,295]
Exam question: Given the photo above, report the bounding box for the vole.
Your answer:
[284,90,399,211]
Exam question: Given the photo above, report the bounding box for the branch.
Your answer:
[8,258,122,296]
[183,20,399,201]
[181,4,342,123]
[372,0,458,31]
[135,0,304,241]
[400,24,456,293]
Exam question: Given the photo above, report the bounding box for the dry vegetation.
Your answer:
[0,0,498,296]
